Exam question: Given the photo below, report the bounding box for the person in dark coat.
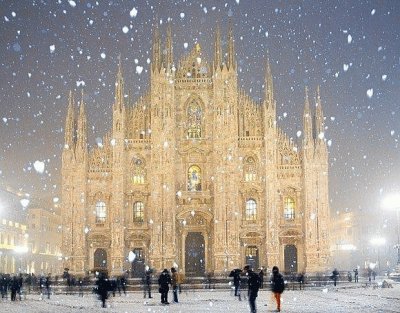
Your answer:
[143,269,153,298]
[45,274,52,299]
[331,268,339,286]
[158,269,171,305]
[171,267,179,303]
[258,268,264,289]
[229,269,242,297]
[10,276,19,301]
[96,273,110,308]
[270,266,285,312]
[353,268,359,283]
[244,265,260,313]
[297,272,305,290]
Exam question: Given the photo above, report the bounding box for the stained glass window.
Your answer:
[284,197,295,220]
[187,100,202,139]
[245,199,257,221]
[132,158,145,184]
[188,165,202,191]
[244,156,257,182]
[133,201,144,222]
[95,201,106,223]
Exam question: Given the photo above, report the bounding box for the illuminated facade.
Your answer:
[61,24,331,276]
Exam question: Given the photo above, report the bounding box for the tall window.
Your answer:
[187,100,202,139]
[284,197,295,220]
[245,199,257,221]
[133,201,144,222]
[95,201,106,223]
[188,165,202,191]
[244,156,257,182]
[132,158,145,184]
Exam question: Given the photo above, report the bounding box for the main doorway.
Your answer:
[245,246,259,270]
[185,232,205,276]
[284,244,298,273]
[94,248,107,271]
[131,248,145,278]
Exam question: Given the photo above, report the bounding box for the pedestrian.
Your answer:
[331,268,339,286]
[270,266,285,312]
[158,269,171,305]
[244,265,260,313]
[120,275,127,296]
[10,276,19,301]
[45,274,52,299]
[96,272,110,308]
[258,268,264,289]
[372,270,376,281]
[171,267,179,303]
[229,269,242,297]
[297,272,305,290]
[347,271,352,282]
[143,269,153,298]
[353,268,359,283]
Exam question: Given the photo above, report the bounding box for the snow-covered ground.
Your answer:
[1,282,399,312]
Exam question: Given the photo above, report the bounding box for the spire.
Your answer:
[227,19,235,70]
[214,23,222,70]
[303,86,313,144]
[64,90,75,149]
[114,56,124,112]
[314,85,324,140]
[165,22,173,67]
[76,89,87,151]
[264,53,274,109]
[151,19,161,73]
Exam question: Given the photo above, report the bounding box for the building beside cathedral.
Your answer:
[61,24,331,277]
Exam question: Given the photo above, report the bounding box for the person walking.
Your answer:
[96,272,111,308]
[353,268,359,283]
[244,265,260,313]
[297,272,305,290]
[171,267,179,303]
[45,274,52,299]
[258,268,264,289]
[331,268,339,286]
[270,266,285,312]
[143,269,153,298]
[158,269,171,305]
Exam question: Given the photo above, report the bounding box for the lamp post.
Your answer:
[370,237,386,273]
[382,194,400,268]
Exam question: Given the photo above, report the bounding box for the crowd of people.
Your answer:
[1,265,378,311]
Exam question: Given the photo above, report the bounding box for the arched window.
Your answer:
[95,201,106,223]
[133,201,144,222]
[188,165,202,191]
[245,199,257,221]
[244,156,257,182]
[132,158,145,184]
[284,197,295,220]
[187,100,202,139]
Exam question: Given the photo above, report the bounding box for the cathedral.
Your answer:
[61,23,331,277]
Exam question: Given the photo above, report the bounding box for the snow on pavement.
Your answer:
[1,284,399,312]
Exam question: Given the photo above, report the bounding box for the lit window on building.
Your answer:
[187,100,202,139]
[284,197,295,220]
[188,165,202,191]
[133,201,144,222]
[244,156,257,182]
[245,199,257,221]
[95,201,107,223]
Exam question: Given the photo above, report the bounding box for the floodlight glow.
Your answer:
[382,193,400,210]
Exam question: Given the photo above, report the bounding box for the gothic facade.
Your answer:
[61,24,331,277]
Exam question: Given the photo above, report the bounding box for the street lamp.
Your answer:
[382,194,400,267]
[370,237,386,273]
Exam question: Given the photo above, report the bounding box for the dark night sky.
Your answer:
[0,0,399,217]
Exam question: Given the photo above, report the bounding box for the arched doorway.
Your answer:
[245,246,259,270]
[94,248,107,271]
[284,245,298,273]
[185,232,205,276]
[131,248,145,278]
